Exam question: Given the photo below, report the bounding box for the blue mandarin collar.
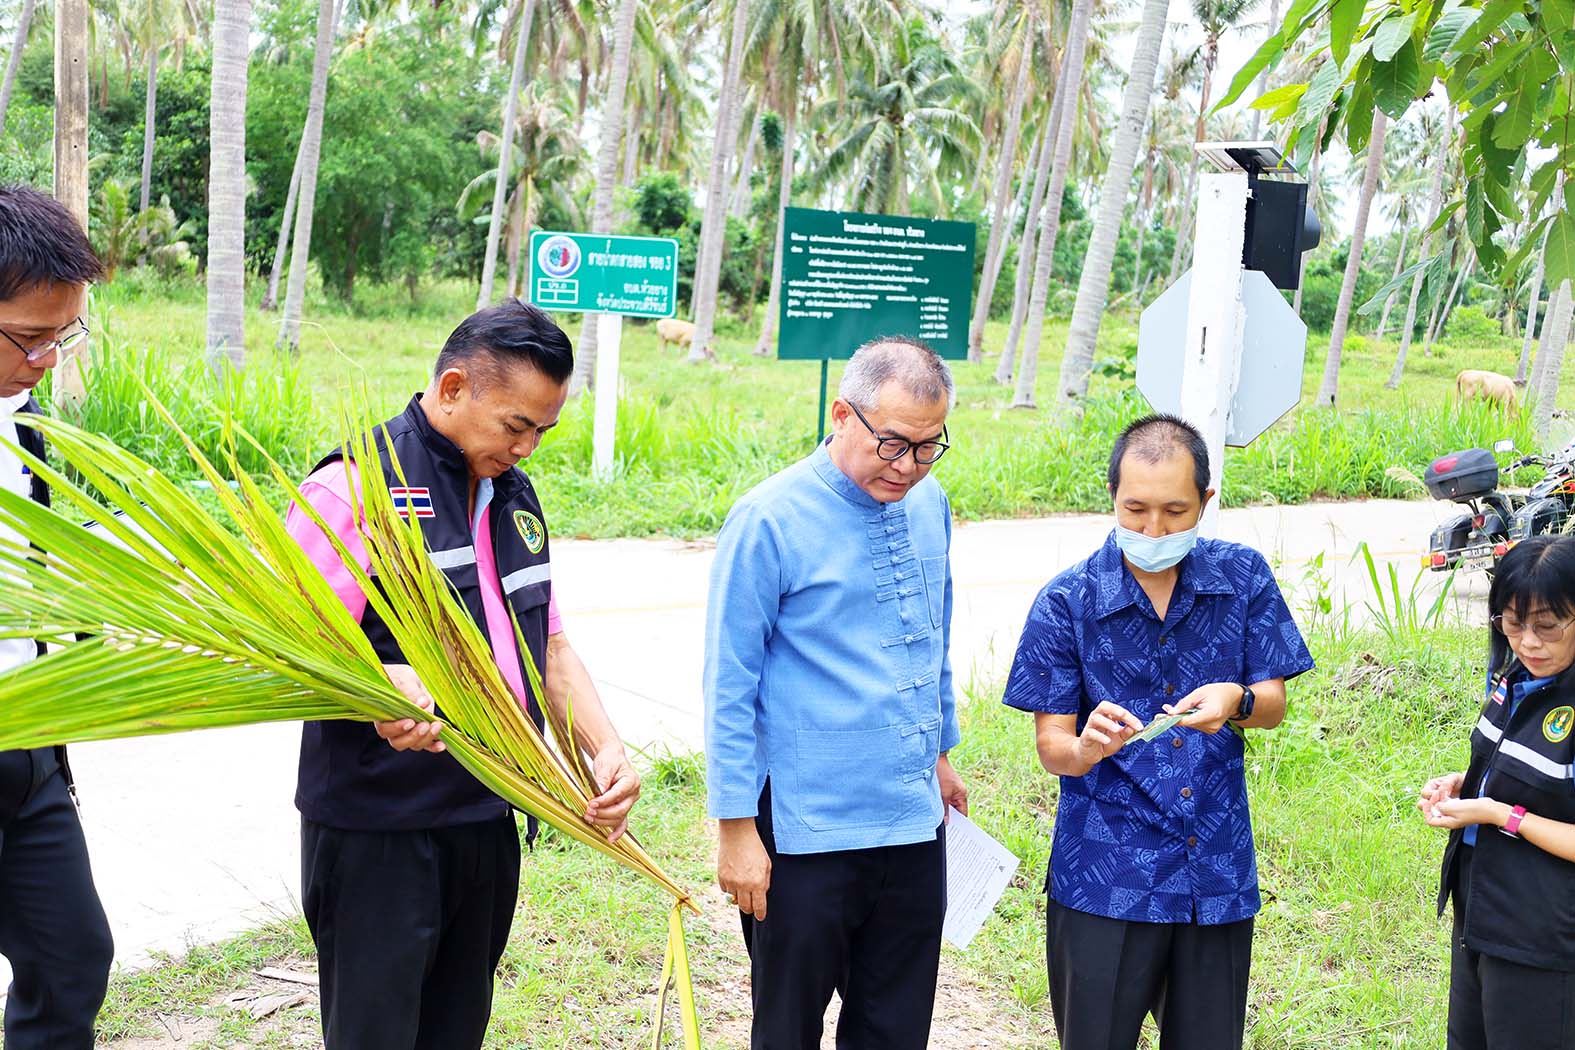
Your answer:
[811,438,888,510]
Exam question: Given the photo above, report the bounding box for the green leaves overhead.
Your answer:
[1372,37,1422,118]
[1224,0,1575,281]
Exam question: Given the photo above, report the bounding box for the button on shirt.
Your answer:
[704,441,960,855]
[1002,532,1314,925]
[0,391,36,675]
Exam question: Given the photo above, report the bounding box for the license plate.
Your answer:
[1459,545,1494,571]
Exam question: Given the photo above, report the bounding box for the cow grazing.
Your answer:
[656,317,696,351]
[1456,369,1520,411]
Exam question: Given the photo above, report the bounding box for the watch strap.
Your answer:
[1503,804,1528,837]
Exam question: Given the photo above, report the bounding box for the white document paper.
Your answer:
[941,806,1021,950]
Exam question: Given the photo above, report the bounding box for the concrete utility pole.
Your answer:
[53,0,90,402]
[1176,172,1249,538]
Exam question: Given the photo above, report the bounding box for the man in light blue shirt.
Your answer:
[705,336,968,1050]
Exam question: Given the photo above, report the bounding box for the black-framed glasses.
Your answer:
[847,401,950,464]
[1,317,89,364]
[1491,614,1575,642]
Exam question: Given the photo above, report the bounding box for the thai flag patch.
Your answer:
[1490,679,1508,706]
[388,487,435,519]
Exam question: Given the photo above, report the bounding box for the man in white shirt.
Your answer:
[0,183,113,1049]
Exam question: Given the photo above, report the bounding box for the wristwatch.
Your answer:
[1502,804,1528,838]
[1230,684,1256,722]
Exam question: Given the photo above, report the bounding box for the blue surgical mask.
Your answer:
[1114,524,1199,573]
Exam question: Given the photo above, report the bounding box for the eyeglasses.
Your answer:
[846,401,950,465]
[1,317,89,364]
[1492,614,1575,642]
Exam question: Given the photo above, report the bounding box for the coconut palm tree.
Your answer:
[476,0,538,310]
[1387,108,1454,387]
[1315,110,1388,407]
[276,0,337,353]
[568,0,640,390]
[205,0,250,373]
[1533,281,1573,442]
[807,16,981,218]
[458,82,583,300]
[966,7,1036,362]
[0,0,34,135]
[685,0,752,364]
[1011,0,1095,409]
[1055,0,1169,409]
[994,103,1055,386]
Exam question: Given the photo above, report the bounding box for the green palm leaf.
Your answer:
[0,393,700,1044]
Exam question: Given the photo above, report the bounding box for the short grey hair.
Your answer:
[837,336,955,410]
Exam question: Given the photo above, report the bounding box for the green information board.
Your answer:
[526,231,679,318]
[776,207,976,360]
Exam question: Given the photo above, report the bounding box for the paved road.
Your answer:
[1,496,1485,993]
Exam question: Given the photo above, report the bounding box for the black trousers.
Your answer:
[301,815,521,1050]
[0,762,113,1050]
[1448,849,1575,1050]
[741,786,946,1050]
[1047,896,1254,1050]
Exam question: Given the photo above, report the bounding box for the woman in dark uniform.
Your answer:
[1421,535,1575,1050]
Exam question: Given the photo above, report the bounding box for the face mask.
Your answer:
[1115,524,1199,573]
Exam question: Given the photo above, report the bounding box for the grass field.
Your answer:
[61,276,1566,540]
[94,606,1483,1049]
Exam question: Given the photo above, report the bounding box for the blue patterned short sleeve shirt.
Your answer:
[1002,531,1314,925]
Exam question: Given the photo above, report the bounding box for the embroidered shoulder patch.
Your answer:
[513,510,545,554]
[1543,706,1574,744]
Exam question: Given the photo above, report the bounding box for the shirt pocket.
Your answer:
[793,725,917,831]
[920,555,947,630]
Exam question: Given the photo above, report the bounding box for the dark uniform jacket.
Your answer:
[1439,663,1575,971]
[0,397,73,825]
[294,395,554,832]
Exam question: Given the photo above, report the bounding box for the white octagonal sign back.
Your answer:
[1136,268,1308,446]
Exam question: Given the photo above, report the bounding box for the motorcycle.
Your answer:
[1423,439,1575,573]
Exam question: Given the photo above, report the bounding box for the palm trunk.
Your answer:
[1388,110,1453,385]
[205,0,250,374]
[730,108,759,220]
[504,187,525,298]
[1316,109,1387,407]
[475,0,535,311]
[967,32,1033,362]
[261,136,305,311]
[569,0,639,392]
[997,77,1062,386]
[621,104,641,187]
[1166,161,1198,283]
[1374,224,1408,340]
[0,0,34,136]
[1249,0,1280,139]
[1427,253,1472,355]
[1056,0,1168,408]
[687,0,752,364]
[1534,280,1573,444]
[753,73,798,357]
[139,44,157,213]
[1518,178,1559,383]
[277,0,337,351]
[1011,0,1094,409]
[52,0,89,402]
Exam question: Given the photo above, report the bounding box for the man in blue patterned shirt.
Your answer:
[1002,413,1314,1050]
[705,337,969,1050]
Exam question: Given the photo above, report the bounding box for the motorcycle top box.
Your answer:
[1425,448,1499,502]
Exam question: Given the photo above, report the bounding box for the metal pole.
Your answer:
[591,313,622,479]
[816,358,829,443]
[1176,172,1250,538]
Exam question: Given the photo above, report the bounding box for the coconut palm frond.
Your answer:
[0,395,700,1044]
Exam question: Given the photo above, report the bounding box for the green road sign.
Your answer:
[776,207,976,360]
[526,231,679,318]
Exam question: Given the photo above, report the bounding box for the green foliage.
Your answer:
[630,172,692,237]
[1219,0,1574,283]
[89,178,197,283]
[1445,304,1501,346]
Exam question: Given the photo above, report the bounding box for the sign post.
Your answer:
[1137,145,1315,537]
[526,231,678,479]
[774,207,975,439]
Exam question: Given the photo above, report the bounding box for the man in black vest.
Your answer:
[0,184,115,1048]
[285,299,641,1049]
